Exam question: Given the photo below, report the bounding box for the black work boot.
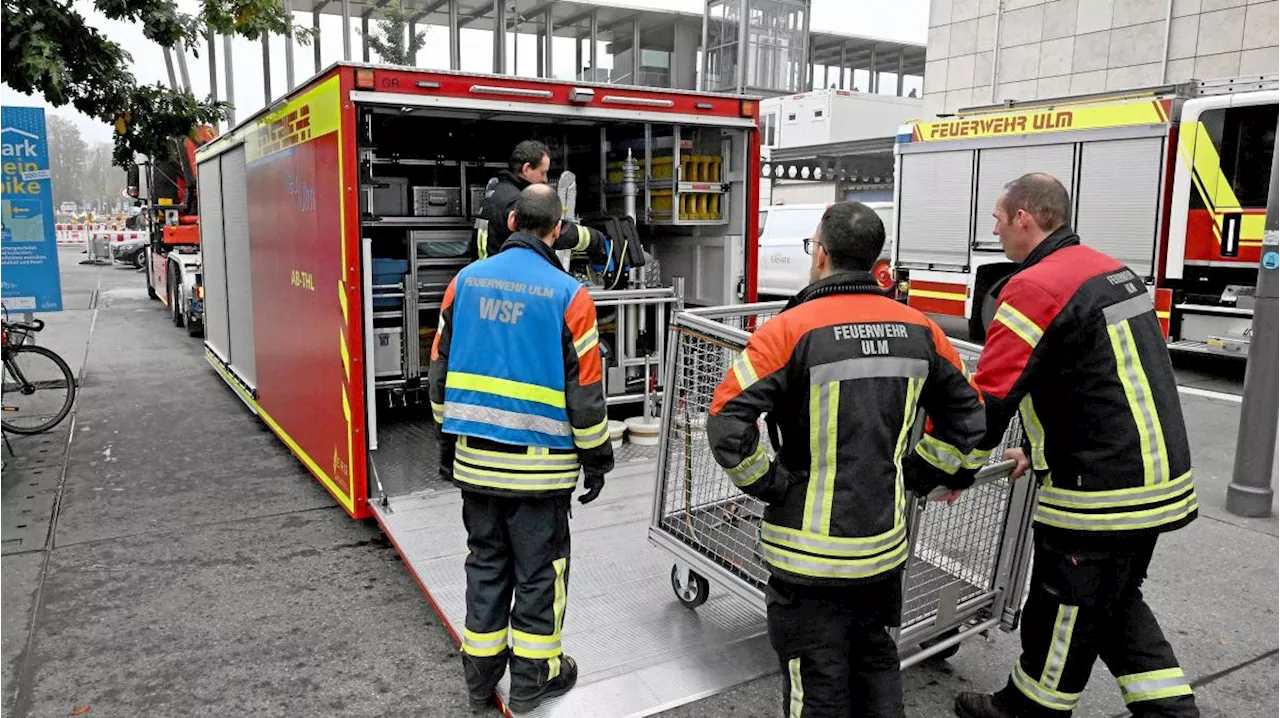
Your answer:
[462,651,509,714]
[955,692,1020,718]
[507,655,579,714]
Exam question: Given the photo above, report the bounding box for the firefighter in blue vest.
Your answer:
[428,183,613,714]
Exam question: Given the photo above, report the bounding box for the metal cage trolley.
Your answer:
[649,302,1040,666]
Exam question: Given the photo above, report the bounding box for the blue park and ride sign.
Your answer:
[1,106,63,312]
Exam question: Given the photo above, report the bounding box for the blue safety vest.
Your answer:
[442,245,582,449]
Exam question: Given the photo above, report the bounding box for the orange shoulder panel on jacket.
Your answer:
[430,277,458,361]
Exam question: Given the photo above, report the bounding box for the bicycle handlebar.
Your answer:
[4,318,44,333]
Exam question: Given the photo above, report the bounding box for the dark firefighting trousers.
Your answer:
[766,573,906,718]
[995,535,1198,717]
[460,490,571,702]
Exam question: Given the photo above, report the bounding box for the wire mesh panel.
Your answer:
[652,303,1032,644]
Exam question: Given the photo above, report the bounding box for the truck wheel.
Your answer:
[145,254,158,300]
[170,269,184,328]
[133,251,146,270]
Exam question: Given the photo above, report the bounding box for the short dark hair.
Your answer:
[1001,173,1071,230]
[510,140,550,174]
[818,202,885,272]
[514,185,562,236]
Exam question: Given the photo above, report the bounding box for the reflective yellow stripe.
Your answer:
[1020,395,1048,471]
[726,441,771,488]
[803,382,839,535]
[1039,470,1193,509]
[1118,667,1193,705]
[456,445,580,471]
[574,326,600,358]
[548,656,561,680]
[446,371,566,408]
[994,302,1044,348]
[572,416,610,450]
[1186,121,1242,212]
[431,401,445,424]
[552,557,568,637]
[788,657,805,718]
[892,378,925,517]
[915,433,991,475]
[511,629,561,659]
[1108,319,1169,486]
[761,539,908,580]
[1034,492,1198,531]
[462,627,509,657]
[762,521,907,557]
[453,465,580,491]
[1011,661,1081,712]
[909,288,967,301]
[573,224,592,252]
[731,352,760,390]
[1040,604,1078,691]
[475,218,490,260]
[452,462,579,480]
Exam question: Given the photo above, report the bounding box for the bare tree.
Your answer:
[363,0,426,66]
[45,115,86,207]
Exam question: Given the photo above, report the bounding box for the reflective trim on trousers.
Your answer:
[762,522,906,558]
[462,626,509,657]
[788,656,805,718]
[1039,471,1194,509]
[511,629,562,659]
[1011,660,1081,712]
[431,401,445,424]
[726,442,771,488]
[1040,604,1078,691]
[1117,667,1194,705]
[1034,493,1198,531]
[760,539,908,580]
[572,416,610,450]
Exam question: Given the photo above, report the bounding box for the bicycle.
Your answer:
[2,311,77,435]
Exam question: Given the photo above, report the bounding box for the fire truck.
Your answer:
[130,125,218,336]
[891,74,1277,356]
[194,61,758,518]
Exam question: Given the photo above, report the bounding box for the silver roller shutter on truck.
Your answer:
[896,150,974,268]
[973,144,1076,250]
[1074,137,1164,278]
[220,145,258,389]
[198,156,230,364]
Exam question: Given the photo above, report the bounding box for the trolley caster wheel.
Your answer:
[920,628,962,661]
[670,564,710,609]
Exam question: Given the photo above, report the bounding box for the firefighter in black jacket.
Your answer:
[955,174,1198,718]
[707,202,988,717]
[469,140,608,264]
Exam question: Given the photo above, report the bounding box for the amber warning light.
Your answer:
[740,99,758,118]
[355,69,376,90]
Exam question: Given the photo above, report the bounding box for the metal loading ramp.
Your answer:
[371,455,779,718]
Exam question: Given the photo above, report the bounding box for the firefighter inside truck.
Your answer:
[358,105,751,502]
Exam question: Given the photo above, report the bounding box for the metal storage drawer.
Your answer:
[413,186,462,217]
[373,327,403,377]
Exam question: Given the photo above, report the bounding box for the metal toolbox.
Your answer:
[362,176,409,217]
[651,302,1039,667]
[412,186,462,217]
[373,327,403,378]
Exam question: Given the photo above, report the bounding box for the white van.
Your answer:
[756,201,895,297]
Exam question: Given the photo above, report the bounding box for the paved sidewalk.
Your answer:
[2,249,1276,717]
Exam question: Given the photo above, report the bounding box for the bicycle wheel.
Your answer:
[2,345,76,435]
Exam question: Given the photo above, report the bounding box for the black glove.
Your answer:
[579,473,605,504]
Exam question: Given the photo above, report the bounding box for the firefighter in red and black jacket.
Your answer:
[707,202,988,718]
[955,174,1198,718]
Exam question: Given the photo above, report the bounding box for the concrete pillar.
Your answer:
[362,14,370,62]
[207,32,218,103]
[224,35,236,124]
[342,0,351,60]
[313,8,322,74]
[838,45,846,89]
[589,10,598,81]
[493,0,506,74]
[576,37,583,80]
[544,10,554,78]
[284,0,295,89]
[897,51,905,96]
[262,34,272,103]
[869,46,878,92]
[449,0,460,70]
[735,0,748,92]
[632,20,641,85]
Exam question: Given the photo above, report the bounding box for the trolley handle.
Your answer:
[921,459,1019,502]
